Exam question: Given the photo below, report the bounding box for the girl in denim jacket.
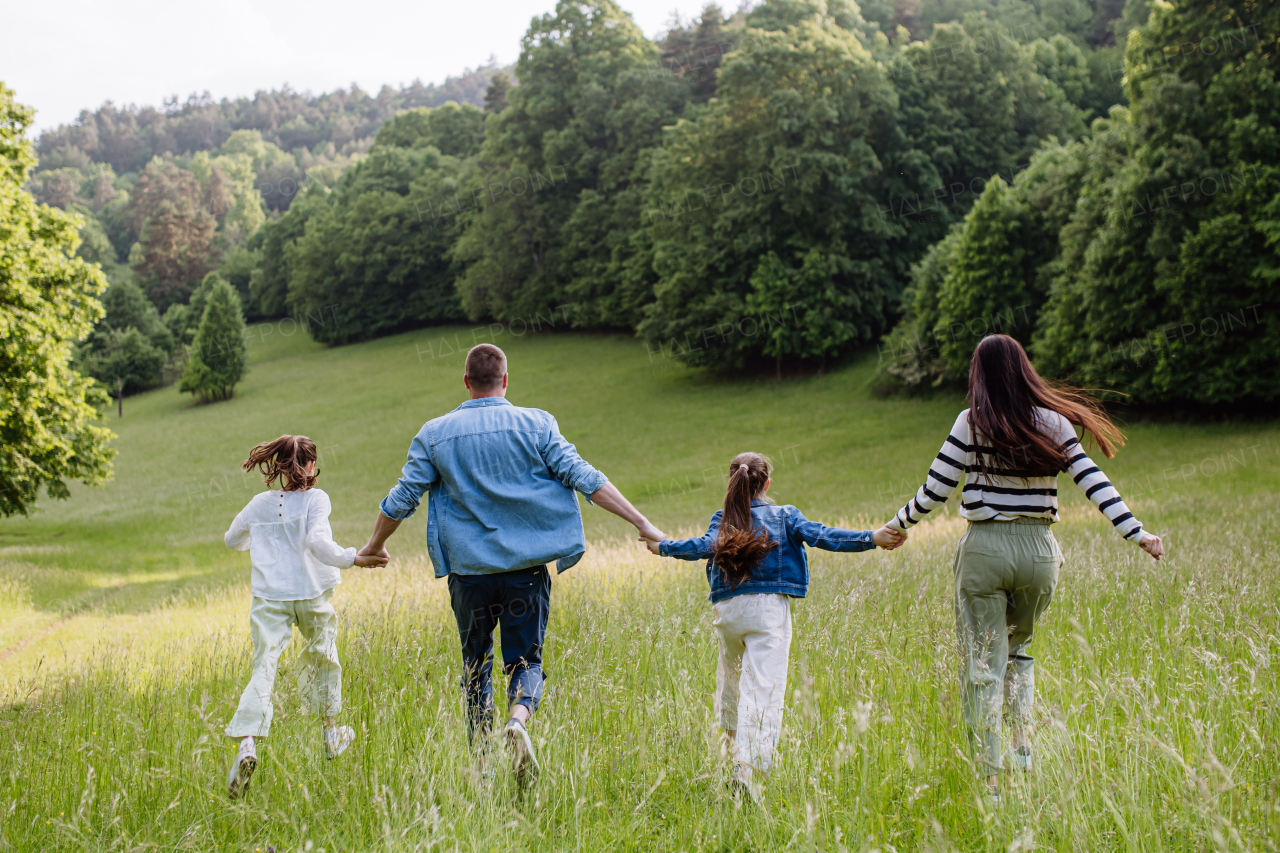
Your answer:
[648,452,903,800]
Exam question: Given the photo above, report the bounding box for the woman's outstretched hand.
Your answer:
[353,552,389,568]
[873,526,907,550]
[1139,533,1164,561]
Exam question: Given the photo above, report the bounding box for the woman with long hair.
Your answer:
[886,335,1163,805]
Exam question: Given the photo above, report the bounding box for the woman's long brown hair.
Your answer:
[714,452,777,584]
[243,435,319,491]
[968,335,1124,476]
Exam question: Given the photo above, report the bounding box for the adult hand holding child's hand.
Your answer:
[357,544,390,568]
[873,526,907,550]
[637,520,666,543]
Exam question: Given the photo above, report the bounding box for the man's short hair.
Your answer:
[465,344,507,390]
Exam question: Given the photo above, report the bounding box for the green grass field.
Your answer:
[1,327,1278,851]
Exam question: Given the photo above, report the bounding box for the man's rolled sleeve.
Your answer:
[380,433,437,521]
[540,415,609,502]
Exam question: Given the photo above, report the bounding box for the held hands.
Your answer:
[356,544,390,568]
[873,526,907,550]
[636,519,666,555]
[1139,533,1164,561]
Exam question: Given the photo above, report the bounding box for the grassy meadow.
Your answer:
[1,325,1278,851]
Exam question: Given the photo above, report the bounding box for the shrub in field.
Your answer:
[0,83,115,517]
[81,328,168,400]
[179,275,247,402]
[77,279,175,394]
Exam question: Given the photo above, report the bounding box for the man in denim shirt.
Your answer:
[360,344,664,785]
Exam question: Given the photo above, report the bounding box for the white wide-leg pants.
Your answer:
[713,593,793,785]
[225,589,342,738]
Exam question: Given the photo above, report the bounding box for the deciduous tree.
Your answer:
[0,83,115,517]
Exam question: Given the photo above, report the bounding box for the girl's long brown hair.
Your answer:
[714,452,777,585]
[968,335,1124,476]
[243,435,319,491]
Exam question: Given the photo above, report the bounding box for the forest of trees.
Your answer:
[16,0,1278,408]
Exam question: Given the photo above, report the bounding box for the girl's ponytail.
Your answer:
[714,452,776,584]
[243,435,319,491]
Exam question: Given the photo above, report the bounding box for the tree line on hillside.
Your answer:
[3,0,1275,521]
[27,0,1136,361]
[24,66,507,396]
[32,63,508,187]
[6,0,1276,518]
[882,0,1278,405]
[251,0,1138,357]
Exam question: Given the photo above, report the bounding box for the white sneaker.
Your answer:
[227,738,257,800]
[985,784,1002,810]
[505,718,539,788]
[1012,746,1033,772]
[729,765,763,804]
[324,725,355,759]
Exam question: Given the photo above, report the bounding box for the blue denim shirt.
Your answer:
[659,500,875,603]
[380,397,608,577]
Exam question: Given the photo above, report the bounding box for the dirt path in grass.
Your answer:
[0,586,125,666]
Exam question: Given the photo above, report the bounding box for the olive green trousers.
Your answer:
[953,517,1062,773]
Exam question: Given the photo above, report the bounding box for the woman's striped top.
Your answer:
[886,408,1148,542]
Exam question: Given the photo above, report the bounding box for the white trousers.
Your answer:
[713,593,793,784]
[225,589,342,738]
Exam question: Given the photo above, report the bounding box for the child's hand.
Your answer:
[873,526,907,550]
[354,553,389,568]
[643,538,663,556]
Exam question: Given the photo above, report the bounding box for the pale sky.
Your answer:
[4,0,719,132]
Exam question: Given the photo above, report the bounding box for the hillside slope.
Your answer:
[1,327,1276,677]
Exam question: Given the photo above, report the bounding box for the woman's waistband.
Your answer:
[968,516,1053,530]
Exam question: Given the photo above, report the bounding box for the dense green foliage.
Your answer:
[24,64,511,338]
[32,65,507,193]
[638,6,1090,370]
[66,0,1114,374]
[76,279,174,394]
[19,0,1271,405]
[453,1,688,328]
[882,0,1278,404]
[273,105,491,342]
[179,275,248,402]
[0,84,115,517]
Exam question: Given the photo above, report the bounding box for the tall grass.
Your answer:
[4,499,1277,852]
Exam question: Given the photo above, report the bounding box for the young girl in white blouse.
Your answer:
[222,435,386,799]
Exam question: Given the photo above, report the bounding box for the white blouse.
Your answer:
[225,488,356,601]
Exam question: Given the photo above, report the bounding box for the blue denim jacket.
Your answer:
[380,397,608,577]
[660,500,875,603]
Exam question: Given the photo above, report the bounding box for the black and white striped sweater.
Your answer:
[887,408,1147,542]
